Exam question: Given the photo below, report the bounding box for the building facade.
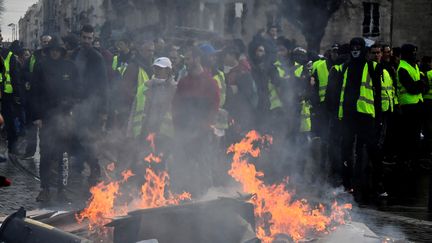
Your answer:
[18,0,432,56]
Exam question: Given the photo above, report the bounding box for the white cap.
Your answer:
[153,57,172,69]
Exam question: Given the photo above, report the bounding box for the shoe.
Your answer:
[378,191,389,197]
[36,189,50,202]
[57,189,70,202]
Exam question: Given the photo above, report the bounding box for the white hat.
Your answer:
[153,57,172,69]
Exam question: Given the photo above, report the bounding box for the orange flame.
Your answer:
[106,162,115,172]
[228,130,351,242]
[77,134,191,236]
[146,133,156,151]
[75,180,122,234]
[144,153,162,164]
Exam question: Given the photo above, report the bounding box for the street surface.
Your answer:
[1,153,432,242]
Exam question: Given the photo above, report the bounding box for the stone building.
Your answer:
[18,0,432,56]
[18,1,43,49]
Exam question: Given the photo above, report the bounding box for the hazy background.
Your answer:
[1,0,37,42]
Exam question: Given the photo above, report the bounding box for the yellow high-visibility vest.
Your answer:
[397,60,423,105]
[338,62,377,119]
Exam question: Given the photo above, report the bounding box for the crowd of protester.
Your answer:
[0,23,431,204]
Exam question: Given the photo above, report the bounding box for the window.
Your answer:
[362,2,380,37]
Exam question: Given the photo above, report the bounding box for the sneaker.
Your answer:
[378,192,389,197]
[36,189,50,202]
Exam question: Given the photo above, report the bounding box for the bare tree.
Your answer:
[278,0,343,52]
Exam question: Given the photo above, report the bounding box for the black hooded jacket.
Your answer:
[31,56,79,120]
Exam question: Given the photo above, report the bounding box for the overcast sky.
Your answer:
[1,0,38,42]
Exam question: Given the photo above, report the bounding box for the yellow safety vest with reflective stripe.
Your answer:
[2,52,14,94]
[268,60,285,110]
[314,60,330,102]
[338,62,377,119]
[381,69,396,112]
[422,70,432,100]
[397,60,423,105]
[131,68,150,137]
[213,70,226,108]
[311,59,325,74]
[294,64,312,132]
[29,54,36,73]
[112,55,128,76]
[112,55,118,71]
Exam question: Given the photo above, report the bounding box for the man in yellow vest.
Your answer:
[122,39,155,135]
[397,44,429,164]
[311,44,340,172]
[0,35,22,155]
[337,38,384,200]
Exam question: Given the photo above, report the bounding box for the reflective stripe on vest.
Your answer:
[213,71,226,108]
[2,52,14,94]
[311,59,325,74]
[397,60,423,105]
[315,60,330,102]
[29,54,36,73]
[338,62,377,119]
[381,69,395,112]
[423,70,432,100]
[294,65,303,78]
[300,100,312,132]
[268,60,285,110]
[294,64,312,132]
[112,55,127,76]
[112,55,118,71]
[132,68,150,137]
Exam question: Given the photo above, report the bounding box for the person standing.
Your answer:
[0,34,22,155]
[397,44,428,164]
[171,46,220,197]
[32,39,79,202]
[337,38,384,201]
[70,25,108,186]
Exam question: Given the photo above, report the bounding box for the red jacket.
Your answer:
[172,70,220,132]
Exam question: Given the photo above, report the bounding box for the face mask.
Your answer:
[351,50,361,58]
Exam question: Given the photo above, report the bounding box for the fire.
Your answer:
[144,153,162,163]
[106,162,115,172]
[75,169,134,235]
[77,133,191,236]
[137,148,191,208]
[146,133,156,151]
[227,130,352,242]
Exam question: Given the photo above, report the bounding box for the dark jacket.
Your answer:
[327,59,382,121]
[226,61,258,131]
[31,57,79,120]
[70,47,108,117]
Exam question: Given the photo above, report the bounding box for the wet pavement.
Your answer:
[1,150,432,242]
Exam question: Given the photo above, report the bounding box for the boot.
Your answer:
[36,189,50,202]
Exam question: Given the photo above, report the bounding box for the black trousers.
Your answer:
[1,95,18,151]
[39,118,71,190]
[423,100,432,155]
[340,113,383,193]
[399,103,423,161]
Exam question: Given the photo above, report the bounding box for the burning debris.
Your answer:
[227,130,352,242]
[71,131,351,242]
